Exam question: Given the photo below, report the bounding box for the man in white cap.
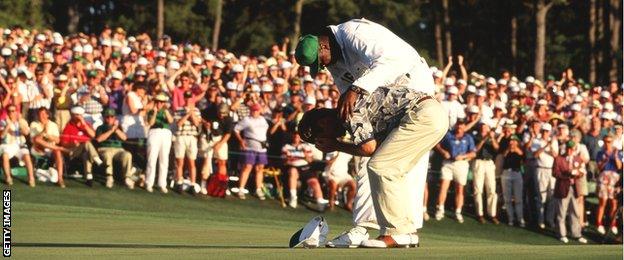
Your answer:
[528,122,559,229]
[60,106,104,187]
[295,18,445,248]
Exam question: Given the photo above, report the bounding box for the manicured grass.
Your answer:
[8,179,623,259]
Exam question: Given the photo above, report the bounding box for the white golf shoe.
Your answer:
[360,233,419,248]
[326,226,369,248]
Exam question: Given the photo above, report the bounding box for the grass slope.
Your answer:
[8,179,623,259]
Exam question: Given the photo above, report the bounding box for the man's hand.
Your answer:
[315,137,339,153]
[337,88,358,121]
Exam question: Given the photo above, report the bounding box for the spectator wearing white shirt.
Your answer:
[1,104,35,186]
[234,103,269,200]
[529,123,559,229]
[441,86,465,128]
[323,151,356,211]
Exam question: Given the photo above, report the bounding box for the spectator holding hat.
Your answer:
[95,108,134,189]
[145,93,174,193]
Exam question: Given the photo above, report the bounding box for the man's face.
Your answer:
[38,109,49,122]
[105,114,116,125]
[6,106,17,120]
[455,123,466,136]
[316,113,345,140]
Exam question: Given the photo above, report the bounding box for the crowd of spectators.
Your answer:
[0,26,621,243]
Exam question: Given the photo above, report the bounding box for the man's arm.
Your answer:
[315,137,377,157]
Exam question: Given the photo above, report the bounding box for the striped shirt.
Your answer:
[174,107,200,136]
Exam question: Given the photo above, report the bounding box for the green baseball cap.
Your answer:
[295,35,319,77]
[103,108,116,117]
[566,140,576,148]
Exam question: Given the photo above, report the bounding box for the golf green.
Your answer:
[8,179,623,259]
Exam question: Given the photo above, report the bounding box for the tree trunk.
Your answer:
[434,3,444,66]
[67,2,81,34]
[589,0,597,84]
[608,0,621,81]
[597,0,604,80]
[290,0,304,51]
[157,0,164,39]
[29,0,43,28]
[534,0,552,81]
[511,15,517,74]
[442,0,452,57]
[211,0,223,51]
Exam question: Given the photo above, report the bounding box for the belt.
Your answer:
[416,96,433,105]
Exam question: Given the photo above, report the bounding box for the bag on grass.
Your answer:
[207,173,228,198]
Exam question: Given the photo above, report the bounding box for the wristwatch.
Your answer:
[349,85,366,95]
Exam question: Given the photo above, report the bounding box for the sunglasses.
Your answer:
[7,109,16,112]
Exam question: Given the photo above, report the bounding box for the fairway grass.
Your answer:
[9,180,623,259]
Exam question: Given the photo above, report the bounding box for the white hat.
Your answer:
[574,95,583,103]
[204,53,215,61]
[434,70,443,78]
[525,76,535,83]
[570,103,581,112]
[556,90,564,97]
[1,48,11,56]
[604,102,614,111]
[214,61,225,69]
[250,84,261,92]
[232,64,244,73]
[303,66,310,73]
[128,36,136,42]
[303,75,314,83]
[537,99,548,106]
[70,106,85,115]
[477,89,486,97]
[3,29,10,35]
[457,79,467,85]
[600,90,611,98]
[466,85,477,93]
[289,216,329,249]
[121,46,132,55]
[192,57,203,65]
[137,57,149,66]
[261,84,273,92]
[304,96,316,105]
[600,112,614,120]
[468,105,480,114]
[157,51,167,58]
[226,82,238,91]
[94,61,105,71]
[447,86,459,95]
[486,77,496,85]
[168,60,180,70]
[567,86,578,95]
[35,34,46,42]
[497,79,508,85]
[57,74,68,81]
[83,44,93,54]
[72,45,83,53]
[101,39,112,46]
[444,78,455,86]
[518,82,527,89]
[53,36,64,45]
[541,123,552,131]
[281,61,293,70]
[170,45,178,51]
[240,55,249,63]
[155,65,166,74]
[510,85,520,93]
[510,76,518,82]
[508,81,518,88]
[135,70,147,76]
[111,71,123,80]
[274,77,285,85]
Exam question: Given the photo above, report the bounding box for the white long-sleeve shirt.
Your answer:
[327,18,435,95]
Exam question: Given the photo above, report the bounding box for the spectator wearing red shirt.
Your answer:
[61,106,103,186]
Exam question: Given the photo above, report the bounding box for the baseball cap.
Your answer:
[566,140,576,148]
[103,108,116,117]
[466,85,477,93]
[57,74,68,82]
[570,103,581,112]
[226,82,238,91]
[477,89,486,97]
[447,86,458,95]
[87,70,98,78]
[444,78,455,86]
[70,106,85,115]
[541,123,552,131]
[295,35,319,77]
[154,93,169,102]
[537,99,548,106]
[250,103,262,111]
[498,79,508,85]
[486,77,496,85]
[468,105,480,114]
[510,135,520,141]
[261,84,273,92]
[304,96,316,105]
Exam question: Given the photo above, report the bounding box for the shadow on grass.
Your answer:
[14,242,286,249]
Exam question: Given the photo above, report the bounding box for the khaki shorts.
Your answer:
[441,160,470,186]
[1,144,29,159]
[174,135,198,160]
[203,135,228,160]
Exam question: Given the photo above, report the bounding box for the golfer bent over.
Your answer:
[299,86,447,247]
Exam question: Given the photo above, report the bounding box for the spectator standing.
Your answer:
[51,74,73,130]
[529,122,559,229]
[435,120,475,223]
[173,91,201,193]
[145,93,173,193]
[552,141,587,244]
[199,103,232,195]
[501,135,525,227]
[234,103,269,200]
[472,123,499,224]
[595,134,622,235]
